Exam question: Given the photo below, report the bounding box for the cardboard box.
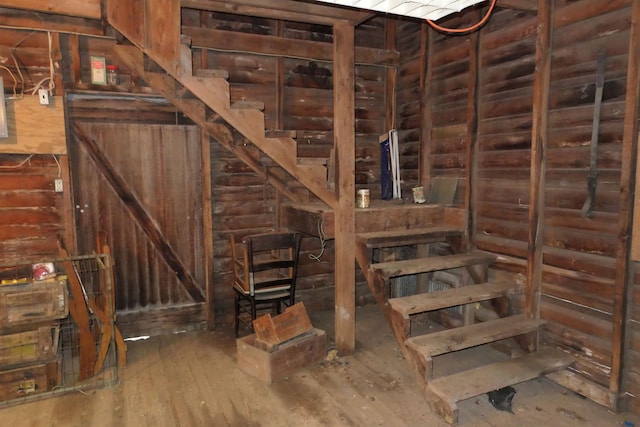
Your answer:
[237,328,326,384]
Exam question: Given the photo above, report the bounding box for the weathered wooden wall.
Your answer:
[0,154,71,265]
[396,0,638,413]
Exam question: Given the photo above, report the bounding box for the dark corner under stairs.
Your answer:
[356,222,574,425]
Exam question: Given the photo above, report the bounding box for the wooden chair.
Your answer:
[230,231,303,337]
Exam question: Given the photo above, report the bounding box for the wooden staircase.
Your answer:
[105,3,573,424]
[355,225,574,425]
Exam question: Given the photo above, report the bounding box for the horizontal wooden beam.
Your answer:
[0,7,104,36]
[497,0,537,11]
[182,0,373,26]
[183,26,398,67]
[0,0,101,19]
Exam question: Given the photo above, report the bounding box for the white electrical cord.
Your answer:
[308,217,327,262]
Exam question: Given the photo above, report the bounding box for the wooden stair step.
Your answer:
[297,157,328,166]
[371,251,496,278]
[389,281,515,316]
[232,100,265,111]
[358,226,464,249]
[265,130,297,139]
[406,314,544,357]
[195,68,229,79]
[428,348,573,404]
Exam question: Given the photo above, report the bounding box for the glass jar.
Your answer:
[106,65,119,85]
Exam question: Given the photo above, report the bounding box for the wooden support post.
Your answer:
[201,130,215,330]
[612,0,640,396]
[333,22,356,355]
[416,23,432,292]
[419,22,432,188]
[466,16,480,249]
[526,0,553,351]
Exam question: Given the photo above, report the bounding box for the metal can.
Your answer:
[356,189,370,208]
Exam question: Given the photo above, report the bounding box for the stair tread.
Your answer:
[358,226,464,249]
[389,281,515,316]
[195,68,229,79]
[265,130,297,139]
[371,251,496,278]
[429,348,573,403]
[406,314,544,357]
[232,100,265,111]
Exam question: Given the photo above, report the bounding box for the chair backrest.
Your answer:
[244,232,302,296]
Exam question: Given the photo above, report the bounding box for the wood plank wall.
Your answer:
[544,0,630,391]
[0,154,69,265]
[397,0,638,411]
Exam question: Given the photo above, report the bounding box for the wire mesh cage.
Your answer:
[0,254,119,406]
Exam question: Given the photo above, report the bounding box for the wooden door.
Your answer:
[70,122,206,337]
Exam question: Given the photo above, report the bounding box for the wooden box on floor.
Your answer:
[237,328,327,384]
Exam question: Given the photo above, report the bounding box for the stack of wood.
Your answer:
[236,302,327,383]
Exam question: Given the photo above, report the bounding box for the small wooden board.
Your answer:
[371,251,496,279]
[389,281,515,316]
[357,226,463,249]
[406,314,544,358]
[253,302,313,351]
[429,347,574,403]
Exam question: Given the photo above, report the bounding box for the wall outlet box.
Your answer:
[38,89,49,105]
[54,179,63,192]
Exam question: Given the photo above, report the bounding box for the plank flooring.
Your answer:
[0,305,638,426]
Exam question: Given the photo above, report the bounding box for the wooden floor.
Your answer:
[1,305,639,426]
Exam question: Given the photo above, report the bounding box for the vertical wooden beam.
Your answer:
[465,16,480,249]
[66,34,82,85]
[526,0,553,341]
[333,22,356,355]
[60,154,77,254]
[201,131,215,330]
[51,32,63,93]
[384,19,397,131]
[419,22,433,187]
[612,0,640,396]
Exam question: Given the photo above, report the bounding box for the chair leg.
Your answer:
[234,292,240,337]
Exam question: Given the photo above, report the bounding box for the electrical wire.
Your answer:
[52,154,61,178]
[426,0,498,34]
[0,154,35,169]
[308,217,327,262]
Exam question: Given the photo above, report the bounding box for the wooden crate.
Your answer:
[237,328,327,384]
[253,302,313,351]
[0,324,59,367]
[0,357,61,401]
[0,280,68,327]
